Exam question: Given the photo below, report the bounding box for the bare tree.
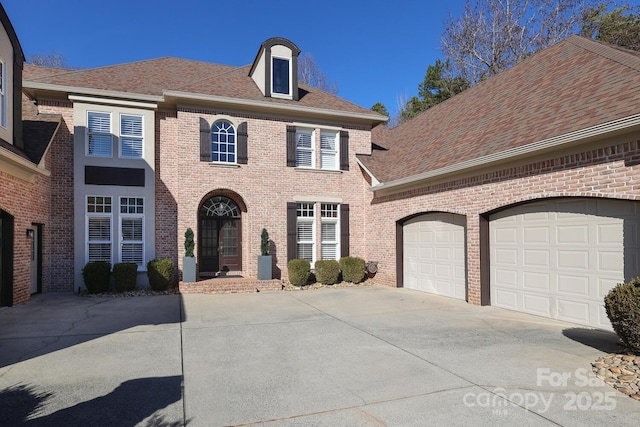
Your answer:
[26,52,72,68]
[442,0,591,84]
[297,53,338,94]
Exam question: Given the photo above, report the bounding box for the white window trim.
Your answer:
[296,203,316,266]
[119,113,144,159]
[119,197,145,269]
[320,204,340,261]
[320,130,340,171]
[86,111,113,157]
[0,60,6,129]
[86,196,113,264]
[271,56,292,99]
[295,128,315,168]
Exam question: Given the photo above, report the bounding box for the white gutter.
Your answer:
[372,113,640,192]
[164,90,389,123]
[23,81,164,103]
[68,94,158,109]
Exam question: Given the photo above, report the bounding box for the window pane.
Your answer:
[320,133,336,150]
[88,217,110,240]
[122,243,143,265]
[296,150,312,167]
[273,58,290,95]
[321,222,336,240]
[297,243,313,263]
[121,115,142,136]
[321,152,337,169]
[297,222,313,241]
[89,243,111,262]
[321,244,337,260]
[121,137,142,157]
[88,112,110,133]
[88,134,112,157]
[296,132,312,148]
[122,218,143,240]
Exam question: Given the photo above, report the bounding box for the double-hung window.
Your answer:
[87,196,112,263]
[120,114,143,158]
[0,61,5,128]
[320,204,339,260]
[320,131,339,170]
[296,203,315,264]
[120,197,144,267]
[87,112,112,157]
[295,129,314,168]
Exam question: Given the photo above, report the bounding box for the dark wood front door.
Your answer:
[199,217,241,273]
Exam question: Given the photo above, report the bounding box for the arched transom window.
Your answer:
[211,121,236,163]
[200,196,241,218]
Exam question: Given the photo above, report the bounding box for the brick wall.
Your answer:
[365,136,640,305]
[156,107,372,281]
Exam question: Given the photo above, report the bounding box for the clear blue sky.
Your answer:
[5,0,638,117]
[3,0,468,116]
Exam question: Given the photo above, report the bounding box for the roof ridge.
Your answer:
[565,35,640,73]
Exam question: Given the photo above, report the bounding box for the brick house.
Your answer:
[22,37,387,292]
[0,4,60,307]
[359,36,640,330]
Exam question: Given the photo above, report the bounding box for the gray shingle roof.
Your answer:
[359,36,640,185]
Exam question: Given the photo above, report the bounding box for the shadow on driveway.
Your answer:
[0,376,184,426]
[562,327,624,353]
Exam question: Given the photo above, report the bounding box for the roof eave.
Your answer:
[371,113,640,193]
[0,145,50,182]
[164,90,388,125]
[23,81,164,103]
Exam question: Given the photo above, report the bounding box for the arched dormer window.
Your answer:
[211,120,236,163]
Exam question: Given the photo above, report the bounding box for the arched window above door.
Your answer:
[200,196,241,218]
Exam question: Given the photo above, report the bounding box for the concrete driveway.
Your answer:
[0,285,637,426]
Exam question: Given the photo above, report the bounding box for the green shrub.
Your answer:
[605,277,640,354]
[147,258,174,291]
[184,228,195,258]
[339,256,366,284]
[288,258,311,286]
[113,262,138,293]
[315,260,340,285]
[82,261,111,294]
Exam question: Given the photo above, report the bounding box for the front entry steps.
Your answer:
[179,276,282,294]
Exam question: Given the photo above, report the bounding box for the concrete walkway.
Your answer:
[0,286,637,426]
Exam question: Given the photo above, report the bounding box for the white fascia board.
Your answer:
[0,147,50,181]
[356,157,380,186]
[164,90,388,123]
[372,114,640,192]
[23,81,164,103]
[68,95,157,109]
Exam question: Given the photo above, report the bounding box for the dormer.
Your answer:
[0,3,24,149]
[249,37,301,101]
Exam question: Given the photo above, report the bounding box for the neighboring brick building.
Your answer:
[0,4,60,306]
[358,36,640,330]
[22,37,387,291]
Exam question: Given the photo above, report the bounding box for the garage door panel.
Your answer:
[495,288,519,309]
[523,294,552,317]
[491,198,640,330]
[523,272,550,291]
[404,213,466,300]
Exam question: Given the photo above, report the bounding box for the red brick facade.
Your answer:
[365,135,640,305]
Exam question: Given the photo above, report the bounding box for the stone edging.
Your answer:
[592,353,640,401]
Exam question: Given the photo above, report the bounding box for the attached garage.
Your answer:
[403,213,466,300]
[490,198,640,330]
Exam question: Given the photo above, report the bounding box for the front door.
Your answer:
[199,196,242,274]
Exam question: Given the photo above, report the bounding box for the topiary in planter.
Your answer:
[605,277,640,354]
[82,261,111,294]
[288,258,311,286]
[147,258,174,291]
[315,260,340,285]
[113,262,138,292]
[339,256,366,284]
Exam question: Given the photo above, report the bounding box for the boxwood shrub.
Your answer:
[82,261,111,294]
[605,277,640,354]
[339,256,366,284]
[113,262,138,293]
[315,260,340,285]
[147,258,174,291]
[288,258,311,286]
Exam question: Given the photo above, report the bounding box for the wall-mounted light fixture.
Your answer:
[26,229,34,238]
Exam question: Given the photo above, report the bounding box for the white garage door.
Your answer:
[490,198,640,330]
[403,213,466,300]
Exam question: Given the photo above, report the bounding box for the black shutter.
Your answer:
[287,202,297,261]
[237,122,248,164]
[286,126,296,167]
[340,130,349,171]
[199,118,211,161]
[340,204,350,258]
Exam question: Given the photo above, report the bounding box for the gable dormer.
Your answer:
[249,37,301,101]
